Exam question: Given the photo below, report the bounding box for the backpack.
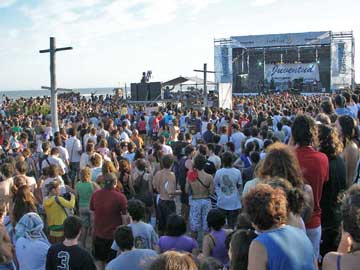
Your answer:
[133,172,153,207]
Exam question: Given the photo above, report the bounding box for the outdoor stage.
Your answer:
[214,31,355,94]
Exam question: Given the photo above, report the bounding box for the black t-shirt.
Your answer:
[46,243,96,270]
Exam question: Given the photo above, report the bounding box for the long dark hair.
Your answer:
[11,176,37,225]
[318,124,343,160]
[229,230,257,270]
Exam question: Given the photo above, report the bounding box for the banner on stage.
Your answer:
[218,83,232,110]
[265,63,320,82]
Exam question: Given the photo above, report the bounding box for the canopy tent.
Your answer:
[162,76,215,90]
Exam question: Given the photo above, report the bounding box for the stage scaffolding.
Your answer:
[214,31,355,93]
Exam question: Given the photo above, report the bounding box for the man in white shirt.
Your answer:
[230,123,246,155]
[41,147,67,176]
[207,143,221,170]
[97,122,109,139]
[15,160,36,193]
[65,128,82,186]
[54,136,69,173]
[159,135,173,155]
[245,127,264,150]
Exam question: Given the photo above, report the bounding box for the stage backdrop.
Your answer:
[265,63,320,82]
[218,83,232,110]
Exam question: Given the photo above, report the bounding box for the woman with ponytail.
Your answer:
[267,178,305,231]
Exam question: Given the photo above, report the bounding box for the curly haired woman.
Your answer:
[245,183,317,270]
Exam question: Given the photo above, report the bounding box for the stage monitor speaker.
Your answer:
[148,82,162,100]
[137,83,149,101]
[130,83,138,100]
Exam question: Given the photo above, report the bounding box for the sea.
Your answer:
[0,87,124,100]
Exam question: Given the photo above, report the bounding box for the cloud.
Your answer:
[252,0,278,7]
[13,0,220,51]
[0,0,16,8]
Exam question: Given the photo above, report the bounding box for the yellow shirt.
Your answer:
[44,194,75,237]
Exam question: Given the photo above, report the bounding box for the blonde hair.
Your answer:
[80,167,92,182]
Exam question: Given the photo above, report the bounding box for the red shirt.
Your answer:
[90,188,127,239]
[295,146,329,229]
[138,120,146,131]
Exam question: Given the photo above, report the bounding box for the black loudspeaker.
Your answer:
[130,82,162,101]
[131,83,138,100]
[148,82,162,100]
[137,83,149,101]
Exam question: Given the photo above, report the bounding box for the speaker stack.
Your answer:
[130,82,162,101]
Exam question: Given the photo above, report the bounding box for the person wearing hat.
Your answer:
[44,180,75,244]
[90,173,128,270]
[15,212,50,270]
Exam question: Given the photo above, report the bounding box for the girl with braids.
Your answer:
[336,115,359,187]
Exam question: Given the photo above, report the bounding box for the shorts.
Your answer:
[189,198,211,232]
[93,236,117,262]
[79,207,91,228]
[157,199,176,232]
[218,208,240,229]
[139,130,147,135]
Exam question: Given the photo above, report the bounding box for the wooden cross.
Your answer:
[194,63,215,107]
[39,37,73,132]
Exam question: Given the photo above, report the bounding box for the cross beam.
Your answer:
[41,86,74,92]
[194,63,215,107]
[39,37,73,132]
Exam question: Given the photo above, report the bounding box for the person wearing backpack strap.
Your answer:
[44,180,75,244]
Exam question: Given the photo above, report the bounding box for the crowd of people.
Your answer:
[0,90,360,270]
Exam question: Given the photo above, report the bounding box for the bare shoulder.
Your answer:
[304,184,313,193]
[322,252,339,270]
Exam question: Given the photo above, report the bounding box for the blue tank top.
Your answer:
[210,229,228,265]
[256,225,315,270]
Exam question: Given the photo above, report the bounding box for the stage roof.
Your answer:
[229,31,331,48]
[163,76,214,87]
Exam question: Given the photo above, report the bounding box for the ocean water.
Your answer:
[0,87,124,100]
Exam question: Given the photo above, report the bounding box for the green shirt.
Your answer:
[76,182,94,208]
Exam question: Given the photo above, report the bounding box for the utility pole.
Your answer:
[40,37,73,132]
[194,63,215,107]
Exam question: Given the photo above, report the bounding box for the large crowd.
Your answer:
[0,90,360,270]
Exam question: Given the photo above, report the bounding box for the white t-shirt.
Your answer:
[41,176,66,201]
[65,136,82,163]
[56,146,69,164]
[120,131,130,142]
[41,156,66,174]
[161,144,173,155]
[230,131,246,154]
[214,167,242,210]
[208,155,221,170]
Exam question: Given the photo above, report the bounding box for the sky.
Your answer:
[0,0,359,90]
